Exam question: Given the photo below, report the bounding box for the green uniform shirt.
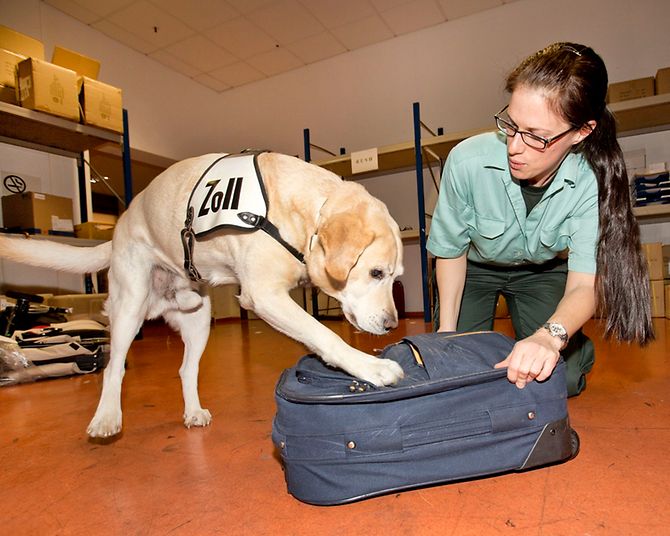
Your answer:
[427,132,599,274]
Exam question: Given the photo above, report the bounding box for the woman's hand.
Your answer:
[494,271,595,389]
[494,329,563,389]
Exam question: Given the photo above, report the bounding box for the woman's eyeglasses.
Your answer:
[494,105,576,151]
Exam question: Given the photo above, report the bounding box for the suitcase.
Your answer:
[272,331,579,505]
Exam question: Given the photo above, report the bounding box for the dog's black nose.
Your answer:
[383,316,398,331]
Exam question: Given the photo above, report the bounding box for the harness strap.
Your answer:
[181,206,204,282]
[181,209,305,283]
[238,212,305,263]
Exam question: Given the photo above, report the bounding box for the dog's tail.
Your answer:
[0,235,113,273]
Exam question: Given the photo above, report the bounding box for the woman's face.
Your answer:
[505,86,586,185]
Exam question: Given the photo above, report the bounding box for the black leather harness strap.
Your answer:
[238,211,305,264]
[181,206,203,282]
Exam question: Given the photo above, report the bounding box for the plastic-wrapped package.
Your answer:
[0,335,33,386]
[0,322,109,386]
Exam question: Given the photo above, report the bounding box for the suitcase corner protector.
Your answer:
[520,417,579,470]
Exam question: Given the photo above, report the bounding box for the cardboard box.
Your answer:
[624,148,646,175]
[0,25,44,60]
[650,280,665,318]
[50,45,123,133]
[607,77,655,103]
[75,221,115,240]
[52,46,100,80]
[16,57,79,120]
[45,293,108,318]
[79,76,123,133]
[656,67,670,95]
[0,83,17,104]
[0,48,25,87]
[641,242,664,281]
[210,285,242,319]
[665,284,670,319]
[1,191,73,234]
[663,245,670,280]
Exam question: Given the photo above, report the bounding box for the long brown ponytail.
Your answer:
[506,42,654,344]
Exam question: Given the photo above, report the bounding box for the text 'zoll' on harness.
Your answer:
[180,151,305,282]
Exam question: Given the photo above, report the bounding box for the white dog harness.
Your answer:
[181,151,305,281]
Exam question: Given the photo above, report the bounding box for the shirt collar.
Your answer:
[485,133,578,191]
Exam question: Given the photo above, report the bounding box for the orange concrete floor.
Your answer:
[1,316,669,536]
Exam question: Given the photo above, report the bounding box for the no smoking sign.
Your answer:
[3,174,27,194]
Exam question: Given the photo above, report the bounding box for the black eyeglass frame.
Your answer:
[494,105,577,151]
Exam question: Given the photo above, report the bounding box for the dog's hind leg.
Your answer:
[163,294,213,429]
[87,260,151,438]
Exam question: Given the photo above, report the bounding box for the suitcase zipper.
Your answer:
[296,370,377,392]
[279,331,513,404]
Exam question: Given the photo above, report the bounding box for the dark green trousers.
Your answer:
[434,259,594,396]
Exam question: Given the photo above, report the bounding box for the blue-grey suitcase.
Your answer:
[272,331,579,505]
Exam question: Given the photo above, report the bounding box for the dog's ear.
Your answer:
[318,211,375,286]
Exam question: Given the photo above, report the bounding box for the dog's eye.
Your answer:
[370,268,384,280]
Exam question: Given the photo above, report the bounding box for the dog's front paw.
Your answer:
[87,411,122,438]
[359,357,404,387]
[184,408,212,428]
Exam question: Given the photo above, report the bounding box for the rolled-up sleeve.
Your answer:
[427,154,473,259]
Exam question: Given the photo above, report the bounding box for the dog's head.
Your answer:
[306,182,404,335]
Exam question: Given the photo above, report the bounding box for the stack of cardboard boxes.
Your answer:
[0,24,123,236]
[0,24,123,133]
[641,242,670,320]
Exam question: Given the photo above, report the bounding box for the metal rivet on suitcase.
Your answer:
[347,441,356,449]
[527,411,536,420]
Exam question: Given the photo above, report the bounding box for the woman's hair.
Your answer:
[505,42,654,345]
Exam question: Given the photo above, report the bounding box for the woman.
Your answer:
[427,42,653,396]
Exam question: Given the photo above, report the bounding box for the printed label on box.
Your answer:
[52,215,73,232]
[18,75,31,100]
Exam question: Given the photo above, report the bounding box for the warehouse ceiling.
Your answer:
[44,0,519,93]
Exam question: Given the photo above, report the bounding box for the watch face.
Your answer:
[545,322,568,341]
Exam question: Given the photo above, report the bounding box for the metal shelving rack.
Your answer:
[0,100,133,226]
[1,101,132,292]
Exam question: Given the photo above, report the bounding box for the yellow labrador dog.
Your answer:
[0,152,404,438]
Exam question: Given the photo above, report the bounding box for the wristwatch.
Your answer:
[541,322,569,348]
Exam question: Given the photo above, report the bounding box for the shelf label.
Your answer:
[351,148,378,174]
